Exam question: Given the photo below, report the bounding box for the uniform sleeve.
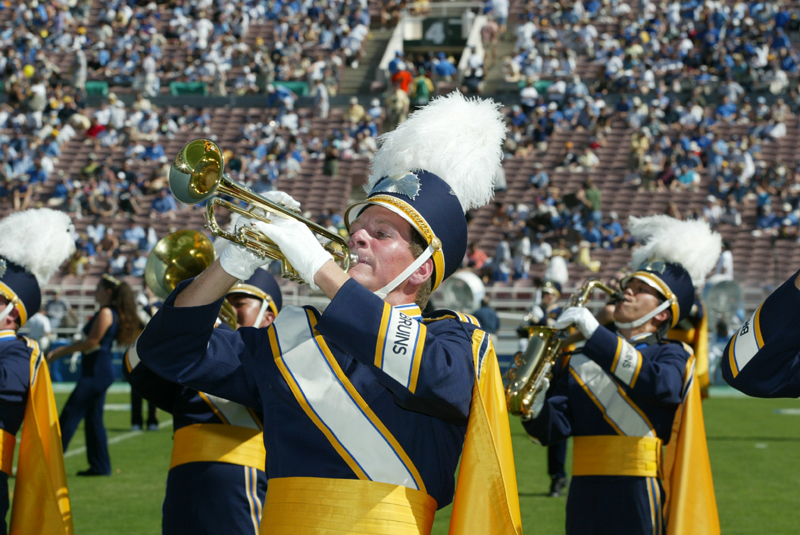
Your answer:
[122,348,180,414]
[316,279,475,425]
[521,370,573,446]
[135,279,265,410]
[0,342,31,404]
[722,271,800,397]
[581,326,687,405]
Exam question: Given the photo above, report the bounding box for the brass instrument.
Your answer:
[169,139,358,284]
[144,229,238,330]
[506,278,623,417]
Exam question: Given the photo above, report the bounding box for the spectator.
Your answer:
[530,233,553,264]
[150,188,177,220]
[45,291,79,330]
[130,249,148,277]
[493,233,512,282]
[472,296,500,338]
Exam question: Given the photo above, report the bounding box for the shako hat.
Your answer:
[620,216,721,329]
[227,267,283,317]
[0,209,75,327]
[345,92,506,296]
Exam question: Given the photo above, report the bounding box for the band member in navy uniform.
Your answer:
[48,274,143,476]
[134,93,522,534]
[722,270,800,397]
[125,268,281,535]
[0,208,75,534]
[522,216,721,535]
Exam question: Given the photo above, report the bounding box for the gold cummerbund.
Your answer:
[261,477,438,535]
[170,423,266,471]
[572,435,662,478]
[0,429,15,476]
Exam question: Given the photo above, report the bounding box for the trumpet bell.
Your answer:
[169,139,224,205]
[145,230,216,300]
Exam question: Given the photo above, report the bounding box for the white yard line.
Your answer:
[63,419,173,459]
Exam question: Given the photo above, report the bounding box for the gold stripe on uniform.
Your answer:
[169,424,266,470]
[261,477,437,535]
[0,429,16,476]
[572,435,662,477]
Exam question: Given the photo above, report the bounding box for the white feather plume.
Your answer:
[0,209,75,286]
[628,215,722,287]
[367,91,507,212]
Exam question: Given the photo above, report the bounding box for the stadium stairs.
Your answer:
[338,28,394,95]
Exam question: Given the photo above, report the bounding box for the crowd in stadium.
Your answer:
[1,0,800,285]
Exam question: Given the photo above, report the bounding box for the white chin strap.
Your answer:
[253,298,271,328]
[0,301,16,324]
[373,245,434,300]
[614,299,672,330]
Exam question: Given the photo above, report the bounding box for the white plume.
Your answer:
[628,215,722,287]
[367,91,507,212]
[0,209,75,286]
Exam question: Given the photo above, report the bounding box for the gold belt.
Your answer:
[572,435,662,478]
[0,429,15,476]
[169,423,265,470]
[261,477,438,535]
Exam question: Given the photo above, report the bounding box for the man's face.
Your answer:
[347,205,417,293]
[542,291,556,306]
[226,293,274,328]
[614,277,664,325]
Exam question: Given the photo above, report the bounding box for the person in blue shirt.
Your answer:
[714,96,737,121]
[472,296,499,335]
[433,52,457,79]
[48,274,144,476]
[142,141,166,161]
[151,188,177,219]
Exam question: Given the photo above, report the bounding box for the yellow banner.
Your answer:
[449,331,523,535]
[10,339,73,535]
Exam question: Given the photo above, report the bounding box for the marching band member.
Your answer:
[722,271,800,397]
[0,208,74,534]
[523,215,721,535]
[134,93,522,534]
[124,268,281,535]
[48,273,143,476]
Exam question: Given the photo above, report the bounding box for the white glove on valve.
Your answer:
[219,240,268,281]
[252,218,333,291]
[261,191,301,212]
[554,307,600,339]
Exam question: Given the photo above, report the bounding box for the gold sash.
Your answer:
[0,429,15,476]
[169,423,266,471]
[572,435,662,478]
[260,477,437,535]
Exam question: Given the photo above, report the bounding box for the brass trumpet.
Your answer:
[144,229,238,330]
[169,139,358,284]
[506,278,623,417]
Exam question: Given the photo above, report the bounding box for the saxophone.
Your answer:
[506,278,623,417]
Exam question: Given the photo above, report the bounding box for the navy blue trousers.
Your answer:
[566,476,665,535]
[59,378,111,475]
[548,440,567,478]
[163,462,267,535]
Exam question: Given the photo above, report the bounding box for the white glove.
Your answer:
[522,377,550,421]
[554,307,600,339]
[261,191,301,212]
[252,217,333,290]
[219,240,267,281]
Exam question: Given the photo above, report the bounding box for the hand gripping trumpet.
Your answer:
[169,139,358,284]
[506,278,623,417]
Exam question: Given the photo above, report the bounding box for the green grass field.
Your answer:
[10,391,800,534]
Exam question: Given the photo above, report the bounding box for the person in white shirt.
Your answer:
[25,308,52,353]
[714,240,734,280]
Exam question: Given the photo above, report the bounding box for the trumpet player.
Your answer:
[522,216,721,535]
[722,270,800,397]
[132,94,522,534]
